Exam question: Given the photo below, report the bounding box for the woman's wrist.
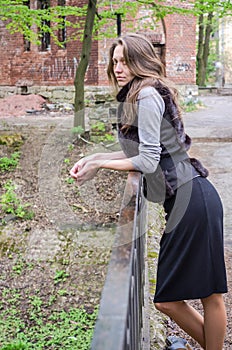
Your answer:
[84,153,100,162]
[88,159,101,169]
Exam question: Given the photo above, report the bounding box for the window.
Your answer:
[57,0,66,48]
[38,0,51,51]
[23,0,31,51]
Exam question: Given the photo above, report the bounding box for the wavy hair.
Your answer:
[107,33,182,126]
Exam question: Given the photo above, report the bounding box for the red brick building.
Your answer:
[0,1,197,99]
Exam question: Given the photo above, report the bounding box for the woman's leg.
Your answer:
[201,293,227,350]
[154,301,206,348]
[155,294,227,350]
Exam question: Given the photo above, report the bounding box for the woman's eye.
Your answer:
[112,60,126,66]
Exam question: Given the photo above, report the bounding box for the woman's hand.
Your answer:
[70,160,99,186]
[70,154,96,178]
[70,150,133,186]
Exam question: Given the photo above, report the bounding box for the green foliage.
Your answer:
[181,98,204,113]
[64,158,70,164]
[0,0,87,46]
[1,341,29,350]
[205,38,218,84]
[91,121,106,134]
[0,152,20,172]
[0,289,98,349]
[54,269,70,285]
[90,122,115,143]
[12,260,25,275]
[71,126,85,136]
[0,181,34,222]
[0,134,24,148]
[193,0,232,17]
[65,177,75,184]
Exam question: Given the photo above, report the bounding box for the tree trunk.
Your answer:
[202,12,214,84]
[197,11,214,86]
[74,0,97,129]
[197,13,205,85]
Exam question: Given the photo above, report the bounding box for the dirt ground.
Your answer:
[0,94,46,117]
[0,94,127,348]
[0,94,231,349]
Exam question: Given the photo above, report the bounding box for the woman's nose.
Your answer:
[115,62,123,72]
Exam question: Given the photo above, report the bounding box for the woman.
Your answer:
[70,34,228,350]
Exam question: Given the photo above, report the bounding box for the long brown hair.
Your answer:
[107,33,181,126]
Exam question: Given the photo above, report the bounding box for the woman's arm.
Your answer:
[71,157,136,186]
[70,87,164,186]
[90,151,126,161]
[70,150,133,185]
[129,87,164,173]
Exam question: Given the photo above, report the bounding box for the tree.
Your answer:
[196,7,214,86]
[0,0,87,45]
[73,0,138,128]
[195,0,232,86]
[73,0,97,129]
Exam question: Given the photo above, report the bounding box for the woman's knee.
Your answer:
[154,301,182,314]
[201,293,226,311]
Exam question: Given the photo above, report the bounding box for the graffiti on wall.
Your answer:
[42,57,77,81]
[176,63,192,72]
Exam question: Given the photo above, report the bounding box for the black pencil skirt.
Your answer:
[153,176,228,303]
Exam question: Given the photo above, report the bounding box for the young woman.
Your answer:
[70,33,228,350]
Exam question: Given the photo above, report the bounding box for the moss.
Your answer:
[0,133,24,148]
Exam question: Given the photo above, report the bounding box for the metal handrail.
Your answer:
[91,172,147,350]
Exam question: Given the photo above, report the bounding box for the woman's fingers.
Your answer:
[70,163,81,178]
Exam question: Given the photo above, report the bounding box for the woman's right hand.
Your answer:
[69,154,97,179]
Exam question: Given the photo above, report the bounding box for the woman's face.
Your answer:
[112,44,135,87]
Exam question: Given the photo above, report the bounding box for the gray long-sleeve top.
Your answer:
[129,86,164,173]
[118,86,200,202]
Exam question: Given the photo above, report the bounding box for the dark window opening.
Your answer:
[38,0,51,51]
[23,0,31,51]
[21,86,28,95]
[153,43,166,67]
[57,0,66,48]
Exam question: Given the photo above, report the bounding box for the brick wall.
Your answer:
[0,0,197,93]
[0,0,98,87]
[165,13,196,85]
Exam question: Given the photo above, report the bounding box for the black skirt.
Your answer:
[153,176,228,303]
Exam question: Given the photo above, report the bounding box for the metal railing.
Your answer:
[91,172,148,350]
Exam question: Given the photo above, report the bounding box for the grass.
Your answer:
[0,181,34,223]
[0,257,99,350]
[0,300,98,349]
[71,122,115,144]
[181,98,205,113]
[0,152,20,172]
